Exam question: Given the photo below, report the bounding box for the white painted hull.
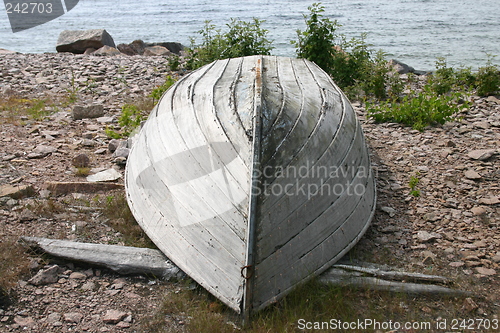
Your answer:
[125,55,376,315]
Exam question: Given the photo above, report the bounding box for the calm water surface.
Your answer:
[0,0,499,70]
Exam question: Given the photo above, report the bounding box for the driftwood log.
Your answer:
[20,236,184,280]
[20,237,469,297]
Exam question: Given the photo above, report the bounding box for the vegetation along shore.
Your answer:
[1,3,499,332]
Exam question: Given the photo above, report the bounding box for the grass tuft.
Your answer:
[97,193,156,248]
[0,237,31,309]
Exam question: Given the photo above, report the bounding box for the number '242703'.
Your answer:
[5,2,53,14]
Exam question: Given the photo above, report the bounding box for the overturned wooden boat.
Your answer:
[125,55,376,317]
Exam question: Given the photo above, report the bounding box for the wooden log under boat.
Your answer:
[125,55,376,317]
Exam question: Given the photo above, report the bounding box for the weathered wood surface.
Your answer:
[20,236,184,280]
[125,55,376,314]
[319,268,470,297]
[21,237,469,297]
[45,181,124,195]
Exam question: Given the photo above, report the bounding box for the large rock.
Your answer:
[388,59,415,74]
[145,42,184,54]
[92,45,122,56]
[56,29,116,54]
[143,45,171,56]
[117,40,184,56]
[117,39,146,56]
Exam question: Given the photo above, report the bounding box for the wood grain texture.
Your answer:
[125,55,376,315]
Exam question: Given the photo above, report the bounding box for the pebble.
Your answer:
[28,265,61,286]
[13,316,36,328]
[69,272,87,280]
[64,312,84,323]
[467,149,496,161]
[475,267,496,276]
[380,206,397,217]
[102,309,128,324]
[470,206,487,216]
[464,170,481,180]
[416,230,441,243]
[86,168,122,182]
[478,196,500,205]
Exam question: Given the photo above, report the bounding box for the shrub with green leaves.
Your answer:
[149,75,177,104]
[105,104,146,138]
[427,57,476,95]
[475,56,500,96]
[293,3,398,99]
[367,85,470,131]
[186,18,273,69]
[292,3,339,78]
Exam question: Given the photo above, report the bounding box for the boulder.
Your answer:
[0,48,17,54]
[143,45,171,56]
[145,42,184,54]
[92,45,122,56]
[117,39,146,56]
[56,29,116,54]
[388,59,415,74]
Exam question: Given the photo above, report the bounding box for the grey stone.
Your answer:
[464,170,481,180]
[72,104,104,120]
[56,29,115,54]
[64,312,84,323]
[145,42,184,54]
[108,139,121,153]
[113,147,129,158]
[103,309,128,324]
[380,206,397,217]
[388,59,415,74]
[28,265,61,286]
[117,39,146,56]
[46,313,61,324]
[143,45,171,56]
[69,272,87,280]
[416,230,441,243]
[467,149,496,161]
[72,154,90,168]
[93,45,122,56]
[86,168,122,182]
[28,145,56,159]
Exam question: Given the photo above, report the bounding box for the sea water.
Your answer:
[0,0,499,71]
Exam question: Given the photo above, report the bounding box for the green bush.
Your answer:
[149,75,177,104]
[427,58,476,95]
[475,56,500,96]
[292,3,339,78]
[293,3,398,100]
[186,18,273,69]
[105,104,146,138]
[367,85,470,131]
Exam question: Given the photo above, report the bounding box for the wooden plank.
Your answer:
[20,236,184,279]
[260,57,304,165]
[45,181,123,195]
[213,57,253,167]
[261,56,284,138]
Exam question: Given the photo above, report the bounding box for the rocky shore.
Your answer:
[0,50,499,332]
